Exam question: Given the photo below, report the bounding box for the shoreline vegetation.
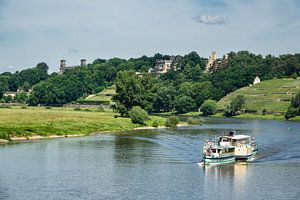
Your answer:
[0,106,189,144]
[1,105,299,144]
[154,111,300,121]
[0,106,155,142]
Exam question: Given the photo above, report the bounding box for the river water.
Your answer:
[0,118,300,200]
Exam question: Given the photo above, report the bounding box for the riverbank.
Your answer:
[0,106,166,142]
[154,111,300,122]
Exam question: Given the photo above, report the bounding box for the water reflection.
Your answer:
[203,163,248,199]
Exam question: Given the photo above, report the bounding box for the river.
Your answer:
[0,118,300,200]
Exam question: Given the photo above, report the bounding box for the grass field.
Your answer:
[218,78,300,113]
[0,106,165,140]
[84,85,116,103]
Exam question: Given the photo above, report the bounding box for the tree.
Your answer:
[113,71,154,115]
[129,106,149,125]
[152,84,176,112]
[224,95,246,116]
[285,106,297,120]
[285,91,300,120]
[22,81,30,92]
[36,62,49,72]
[14,92,28,103]
[174,95,196,114]
[200,100,217,116]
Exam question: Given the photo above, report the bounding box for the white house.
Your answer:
[253,76,260,85]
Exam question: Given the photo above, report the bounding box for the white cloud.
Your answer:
[192,14,228,25]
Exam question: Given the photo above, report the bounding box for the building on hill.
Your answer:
[148,56,181,74]
[253,76,261,85]
[205,51,217,72]
[205,51,228,73]
[59,59,87,74]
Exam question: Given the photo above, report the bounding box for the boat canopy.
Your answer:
[231,135,250,140]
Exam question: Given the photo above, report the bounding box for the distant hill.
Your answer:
[218,78,300,113]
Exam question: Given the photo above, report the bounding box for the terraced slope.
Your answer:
[218,78,300,113]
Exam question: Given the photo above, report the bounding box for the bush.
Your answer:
[45,106,52,109]
[165,116,179,127]
[152,120,159,127]
[21,106,27,109]
[285,106,297,120]
[74,108,81,111]
[200,100,217,116]
[129,106,149,125]
[187,118,204,125]
[0,132,10,140]
[97,107,105,112]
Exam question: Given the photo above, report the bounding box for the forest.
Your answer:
[0,51,300,115]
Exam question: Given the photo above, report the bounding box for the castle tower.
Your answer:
[59,60,66,74]
[80,59,87,66]
[205,51,217,73]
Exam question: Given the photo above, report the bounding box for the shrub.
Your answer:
[74,108,81,111]
[165,116,179,127]
[21,106,27,109]
[97,107,105,112]
[129,106,149,125]
[187,118,204,125]
[0,132,10,140]
[152,120,159,127]
[200,100,217,116]
[45,106,52,109]
[285,106,297,120]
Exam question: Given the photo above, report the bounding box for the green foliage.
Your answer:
[187,118,204,125]
[113,71,154,114]
[285,106,298,120]
[152,120,159,127]
[22,81,31,92]
[224,95,246,116]
[13,92,28,103]
[174,95,196,114]
[165,116,179,127]
[285,91,300,119]
[129,106,149,125]
[200,100,217,116]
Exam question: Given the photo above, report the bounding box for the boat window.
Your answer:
[212,149,216,153]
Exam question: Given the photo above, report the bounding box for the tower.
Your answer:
[205,51,217,73]
[59,60,66,74]
[80,59,87,66]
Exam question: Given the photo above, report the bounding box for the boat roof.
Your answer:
[231,135,250,140]
[220,134,250,140]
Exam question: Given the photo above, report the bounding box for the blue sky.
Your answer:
[0,0,300,72]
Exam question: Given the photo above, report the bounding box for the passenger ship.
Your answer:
[202,131,258,165]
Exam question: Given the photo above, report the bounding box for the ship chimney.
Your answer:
[80,59,87,66]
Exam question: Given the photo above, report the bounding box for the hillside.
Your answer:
[81,85,116,105]
[218,78,300,113]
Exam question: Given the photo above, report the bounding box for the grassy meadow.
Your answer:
[218,78,300,113]
[0,106,165,140]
